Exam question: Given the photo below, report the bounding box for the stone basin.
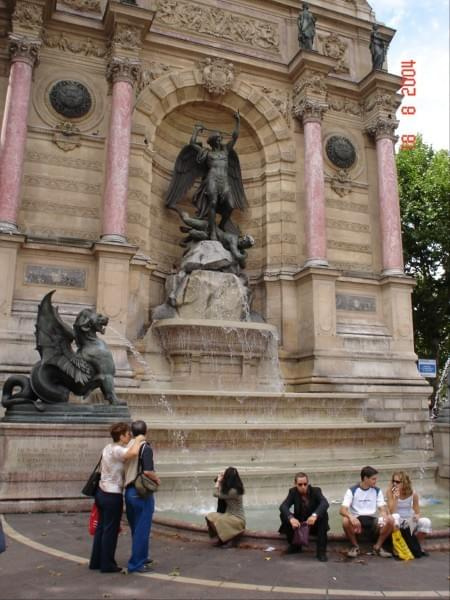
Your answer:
[153,319,281,391]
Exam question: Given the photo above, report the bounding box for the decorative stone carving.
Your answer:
[49,80,92,119]
[258,87,291,123]
[112,23,142,51]
[43,32,108,58]
[326,136,356,169]
[330,169,352,197]
[59,0,101,12]
[106,57,141,86]
[328,95,363,116]
[52,121,81,152]
[319,33,349,73]
[200,57,235,96]
[155,0,280,51]
[366,117,399,141]
[136,62,172,95]
[364,93,400,114]
[8,35,40,66]
[327,218,369,233]
[292,98,328,123]
[294,71,327,96]
[12,1,43,32]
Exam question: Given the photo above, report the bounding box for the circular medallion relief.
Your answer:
[325,135,357,169]
[49,80,92,119]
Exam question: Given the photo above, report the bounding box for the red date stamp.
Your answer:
[400,60,416,150]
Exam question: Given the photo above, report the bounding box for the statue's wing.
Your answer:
[228,149,248,211]
[35,291,93,385]
[165,144,207,209]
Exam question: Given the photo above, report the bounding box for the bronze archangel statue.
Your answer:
[2,291,121,412]
[165,110,247,241]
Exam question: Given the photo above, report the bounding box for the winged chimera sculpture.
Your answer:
[2,291,120,412]
[165,110,248,241]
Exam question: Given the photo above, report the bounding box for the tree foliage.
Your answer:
[396,136,450,374]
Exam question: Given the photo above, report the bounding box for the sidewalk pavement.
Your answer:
[0,512,449,600]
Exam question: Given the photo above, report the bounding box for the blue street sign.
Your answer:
[418,359,437,378]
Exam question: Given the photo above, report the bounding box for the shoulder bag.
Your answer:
[292,522,309,547]
[133,444,159,499]
[81,456,102,497]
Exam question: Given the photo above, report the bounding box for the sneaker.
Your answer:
[373,546,392,558]
[347,545,360,558]
[144,559,153,565]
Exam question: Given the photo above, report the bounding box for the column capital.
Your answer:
[106,56,141,86]
[365,116,399,142]
[293,98,328,123]
[8,34,41,67]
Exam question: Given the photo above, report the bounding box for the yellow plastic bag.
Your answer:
[392,529,415,560]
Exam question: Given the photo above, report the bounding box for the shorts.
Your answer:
[357,516,379,542]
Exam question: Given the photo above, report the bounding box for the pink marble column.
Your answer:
[0,37,40,233]
[302,104,328,267]
[372,120,404,275]
[101,58,140,243]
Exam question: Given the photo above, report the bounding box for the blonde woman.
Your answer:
[386,471,431,556]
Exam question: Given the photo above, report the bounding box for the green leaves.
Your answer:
[397,136,450,373]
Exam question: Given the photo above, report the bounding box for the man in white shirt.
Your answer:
[340,466,394,558]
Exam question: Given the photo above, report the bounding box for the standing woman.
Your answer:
[89,422,145,573]
[205,466,246,546]
[386,470,432,556]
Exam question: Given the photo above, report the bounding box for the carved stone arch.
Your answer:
[133,68,297,286]
[135,68,294,165]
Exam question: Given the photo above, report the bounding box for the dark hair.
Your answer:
[221,466,244,495]
[131,420,147,437]
[361,466,378,480]
[110,422,130,442]
[294,471,309,483]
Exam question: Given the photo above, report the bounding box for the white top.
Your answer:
[99,443,128,494]
[342,485,386,516]
[396,494,414,520]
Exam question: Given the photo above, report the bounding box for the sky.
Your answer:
[368,0,449,151]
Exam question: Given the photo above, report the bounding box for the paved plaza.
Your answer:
[0,513,449,600]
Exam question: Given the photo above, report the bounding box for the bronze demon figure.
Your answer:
[2,291,120,412]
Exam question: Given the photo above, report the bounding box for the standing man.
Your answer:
[340,466,394,558]
[279,471,329,562]
[124,420,160,574]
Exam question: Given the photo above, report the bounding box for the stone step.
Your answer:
[146,422,402,464]
[151,454,439,509]
[119,388,369,423]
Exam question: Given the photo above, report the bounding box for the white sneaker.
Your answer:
[373,546,392,558]
[347,546,360,558]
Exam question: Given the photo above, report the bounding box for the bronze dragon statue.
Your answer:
[2,291,121,412]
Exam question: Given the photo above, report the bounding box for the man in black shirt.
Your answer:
[279,471,329,562]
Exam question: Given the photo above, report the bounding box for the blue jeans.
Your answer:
[125,486,155,572]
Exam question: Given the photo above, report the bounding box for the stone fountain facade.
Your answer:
[0,0,436,513]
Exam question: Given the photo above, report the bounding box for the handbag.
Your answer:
[292,522,309,547]
[81,456,102,497]
[88,503,99,536]
[392,529,415,560]
[133,444,159,499]
[400,525,423,558]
